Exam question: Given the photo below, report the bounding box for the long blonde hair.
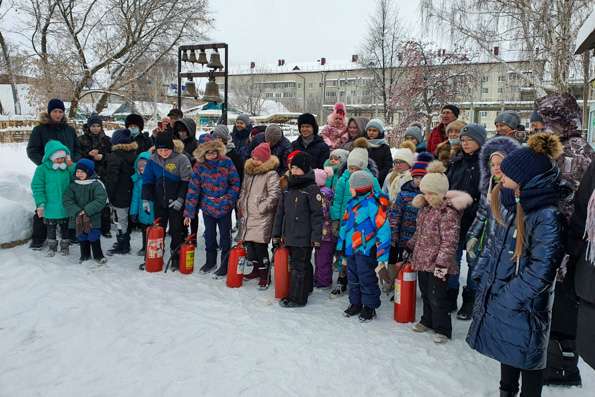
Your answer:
[490,183,525,262]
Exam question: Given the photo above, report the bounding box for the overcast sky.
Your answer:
[209,0,422,67]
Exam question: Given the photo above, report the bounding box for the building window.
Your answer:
[480,111,488,117]
[497,87,503,94]
[325,91,336,97]
[481,76,489,82]
[265,92,273,98]
[498,75,506,82]
[481,87,489,94]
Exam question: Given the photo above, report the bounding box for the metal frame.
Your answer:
[177,42,228,123]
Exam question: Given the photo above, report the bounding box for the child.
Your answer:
[143,131,192,270]
[436,120,465,167]
[408,161,472,343]
[403,125,424,152]
[31,140,76,256]
[364,119,393,186]
[105,129,138,255]
[323,148,349,191]
[129,151,154,256]
[273,152,323,308]
[313,169,336,289]
[236,142,280,289]
[383,148,414,202]
[184,135,240,276]
[320,102,348,150]
[337,171,391,322]
[63,159,108,263]
[467,133,563,396]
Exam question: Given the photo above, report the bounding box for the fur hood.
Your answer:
[479,136,521,194]
[111,142,138,152]
[38,111,69,126]
[193,139,226,163]
[173,139,185,154]
[412,190,473,211]
[244,155,280,176]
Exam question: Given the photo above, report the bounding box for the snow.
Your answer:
[0,84,37,116]
[260,99,289,115]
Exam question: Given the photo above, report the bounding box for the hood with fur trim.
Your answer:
[173,139,185,154]
[193,139,227,163]
[39,111,69,126]
[412,190,473,211]
[244,155,280,176]
[478,136,521,194]
[111,142,139,152]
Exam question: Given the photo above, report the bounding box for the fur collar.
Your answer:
[478,136,521,194]
[112,142,139,152]
[193,139,227,163]
[173,139,185,154]
[39,111,69,126]
[412,190,473,211]
[244,156,280,176]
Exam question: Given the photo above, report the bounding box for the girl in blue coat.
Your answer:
[130,151,154,256]
[467,133,564,397]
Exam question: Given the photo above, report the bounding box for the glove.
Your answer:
[169,198,184,211]
[142,200,151,214]
[433,267,448,281]
[466,237,479,259]
[272,238,281,251]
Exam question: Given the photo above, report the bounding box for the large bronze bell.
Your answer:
[202,75,223,103]
[185,78,197,98]
[197,49,208,65]
[181,50,189,62]
[189,49,197,63]
[207,49,224,70]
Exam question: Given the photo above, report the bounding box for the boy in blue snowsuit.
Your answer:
[337,170,391,322]
[130,151,154,256]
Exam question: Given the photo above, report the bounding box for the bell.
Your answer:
[202,76,223,103]
[197,49,208,65]
[186,78,197,98]
[207,49,224,70]
[189,49,197,63]
[181,50,189,63]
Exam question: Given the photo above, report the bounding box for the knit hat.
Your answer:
[211,124,230,143]
[251,125,266,138]
[392,148,414,167]
[49,150,67,161]
[460,123,487,146]
[111,128,132,145]
[87,114,102,128]
[125,113,144,132]
[251,142,271,162]
[291,151,311,173]
[349,170,374,194]
[198,133,213,145]
[500,133,563,187]
[495,111,521,130]
[155,131,175,150]
[75,158,95,177]
[366,118,385,134]
[329,148,349,164]
[441,104,460,118]
[530,110,544,124]
[411,152,434,177]
[404,126,423,143]
[347,145,369,170]
[446,120,466,133]
[287,150,301,166]
[265,124,283,145]
[399,140,417,154]
[298,113,319,135]
[236,114,252,127]
[47,98,65,114]
[314,168,328,187]
[334,102,346,116]
[420,161,449,196]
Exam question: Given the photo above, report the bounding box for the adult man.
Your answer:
[290,113,330,169]
[427,105,459,154]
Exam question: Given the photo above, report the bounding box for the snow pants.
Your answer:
[314,241,335,288]
[203,212,232,269]
[288,246,313,306]
[346,253,381,309]
[418,271,452,338]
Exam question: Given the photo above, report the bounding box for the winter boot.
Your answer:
[447,288,459,313]
[199,263,216,274]
[433,334,449,344]
[257,259,271,290]
[412,322,430,333]
[79,241,91,263]
[107,232,130,256]
[91,240,106,264]
[30,240,44,251]
[288,268,308,306]
[137,230,147,256]
[359,306,377,322]
[170,255,179,272]
[543,339,582,386]
[457,287,475,321]
[213,259,229,279]
[343,304,362,318]
[59,239,70,256]
[330,274,348,298]
[279,298,305,308]
[47,239,58,257]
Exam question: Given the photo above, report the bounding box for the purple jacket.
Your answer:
[320,187,336,242]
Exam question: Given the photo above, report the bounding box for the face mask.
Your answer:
[52,162,67,170]
[449,138,460,145]
[129,127,140,138]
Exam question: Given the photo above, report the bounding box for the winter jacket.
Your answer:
[142,142,192,209]
[320,125,348,150]
[63,176,108,230]
[133,132,153,155]
[130,151,155,225]
[249,132,292,175]
[78,130,112,178]
[31,140,76,220]
[336,190,391,263]
[272,171,323,247]
[447,151,481,238]
[236,156,281,243]
[341,117,369,151]
[389,180,420,251]
[226,145,244,184]
[427,123,447,155]
[184,140,240,219]
[104,142,137,208]
[466,167,562,370]
[319,187,336,243]
[291,134,330,170]
[407,190,472,274]
[232,125,253,165]
[27,112,81,165]
[382,170,412,202]
[174,118,199,163]
[330,167,380,221]
[367,140,393,186]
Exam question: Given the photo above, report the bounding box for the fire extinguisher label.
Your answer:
[403,272,417,282]
[147,240,164,259]
[237,257,246,275]
[395,280,401,304]
[185,250,195,271]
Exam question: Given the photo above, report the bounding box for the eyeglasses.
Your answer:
[393,159,406,165]
[330,156,341,161]
[205,150,218,155]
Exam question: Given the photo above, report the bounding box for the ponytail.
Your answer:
[490,183,525,262]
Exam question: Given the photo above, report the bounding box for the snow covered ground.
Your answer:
[1,142,594,396]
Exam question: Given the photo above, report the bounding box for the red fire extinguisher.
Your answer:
[394,261,417,323]
[226,243,246,288]
[178,234,196,275]
[274,246,290,299]
[143,219,165,272]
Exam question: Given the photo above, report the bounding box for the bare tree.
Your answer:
[420,0,592,95]
[359,0,405,124]
[0,0,22,114]
[230,72,267,116]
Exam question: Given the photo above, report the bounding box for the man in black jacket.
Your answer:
[125,113,152,155]
[291,113,330,170]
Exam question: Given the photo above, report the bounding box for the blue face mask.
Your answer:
[129,127,140,138]
[449,138,460,145]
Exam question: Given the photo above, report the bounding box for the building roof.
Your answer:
[576,11,595,54]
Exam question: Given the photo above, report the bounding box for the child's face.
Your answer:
[495,122,514,136]
[501,174,519,190]
[530,121,545,133]
[90,124,102,135]
[348,166,360,174]
[347,121,359,138]
[235,120,247,130]
[490,155,503,179]
[178,128,188,140]
[393,160,409,172]
[300,124,314,138]
[75,169,88,180]
[367,128,380,139]
[350,187,357,197]
[412,176,422,187]
[461,136,480,154]
[447,128,460,140]
[405,136,418,145]
[137,159,147,174]
[329,156,341,165]
[333,115,343,128]
[53,157,66,164]
[424,191,442,207]
[251,157,263,166]
[290,165,304,176]
[205,150,218,161]
[157,148,173,159]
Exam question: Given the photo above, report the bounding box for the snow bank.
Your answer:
[0,143,36,244]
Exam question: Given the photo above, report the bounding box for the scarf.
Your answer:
[585,190,595,265]
[301,135,314,148]
[367,138,386,148]
[500,184,559,213]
